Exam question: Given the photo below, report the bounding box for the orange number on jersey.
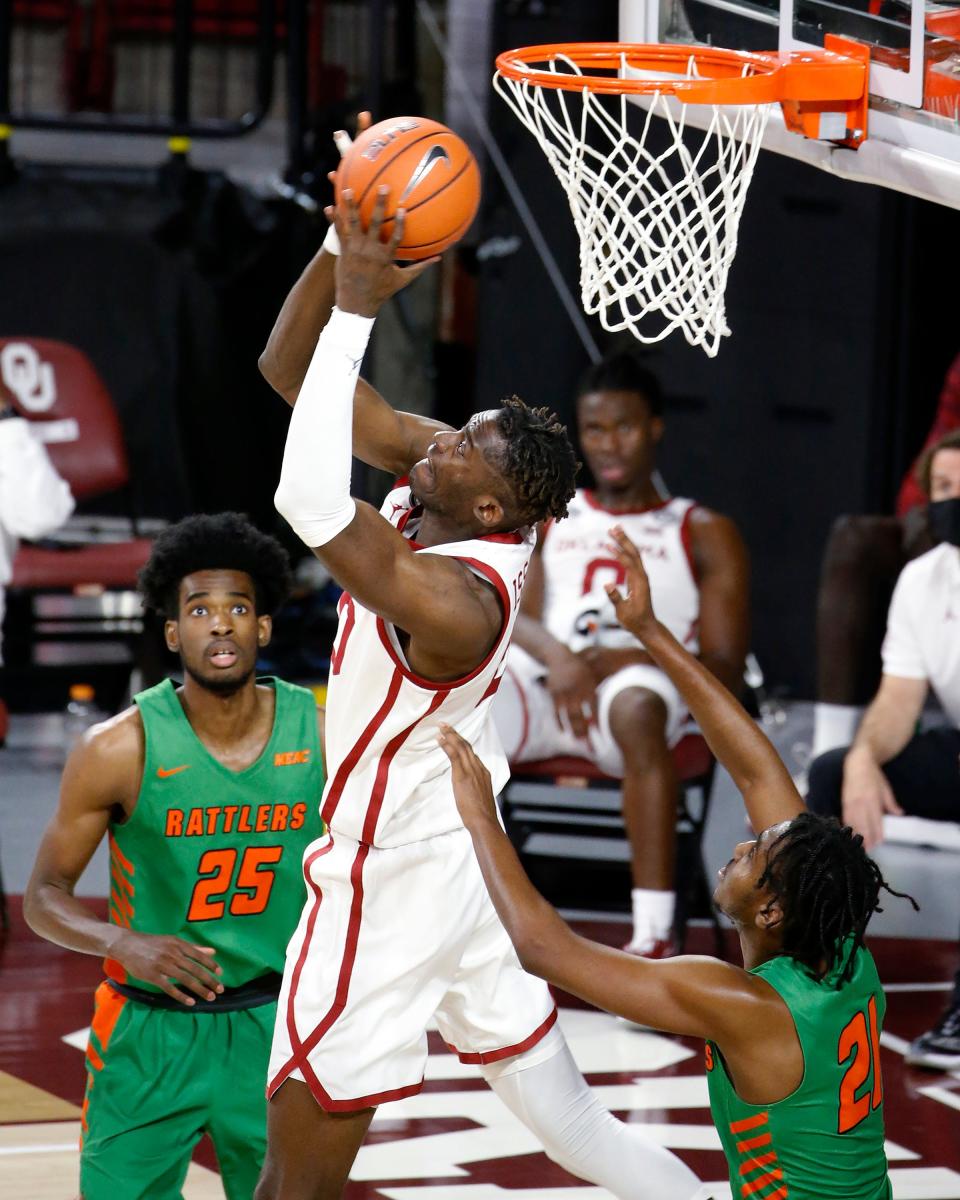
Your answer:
[867,994,883,1109]
[331,593,356,676]
[187,849,236,921]
[187,846,284,922]
[230,845,283,915]
[837,997,883,1133]
[704,1042,714,1072]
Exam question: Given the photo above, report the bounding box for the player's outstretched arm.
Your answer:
[258,240,450,474]
[24,712,225,1007]
[274,192,504,675]
[258,176,450,474]
[259,250,451,474]
[439,726,770,1043]
[606,527,803,833]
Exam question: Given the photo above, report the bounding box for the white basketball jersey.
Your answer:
[321,486,534,848]
[541,490,700,653]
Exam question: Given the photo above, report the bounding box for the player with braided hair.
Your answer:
[443,525,912,1200]
[255,191,699,1199]
[495,395,577,523]
[756,813,915,987]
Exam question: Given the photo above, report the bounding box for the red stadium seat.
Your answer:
[500,732,722,951]
[3,337,155,674]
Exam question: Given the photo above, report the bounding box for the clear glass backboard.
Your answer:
[620,0,960,207]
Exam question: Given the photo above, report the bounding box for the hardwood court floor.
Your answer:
[2,899,959,1199]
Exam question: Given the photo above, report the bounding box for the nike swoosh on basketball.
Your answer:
[157,765,191,778]
[399,144,451,203]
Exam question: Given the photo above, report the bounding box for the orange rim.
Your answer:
[494,42,866,106]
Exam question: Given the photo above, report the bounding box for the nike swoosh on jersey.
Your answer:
[157,765,191,778]
[399,144,451,203]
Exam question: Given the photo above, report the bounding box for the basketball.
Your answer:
[334,116,481,261]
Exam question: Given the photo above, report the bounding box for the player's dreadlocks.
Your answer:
[758,812,917,986]
[138,512,293,619]
[494,396,580,525]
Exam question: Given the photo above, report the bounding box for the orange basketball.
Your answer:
[335,116,480,262]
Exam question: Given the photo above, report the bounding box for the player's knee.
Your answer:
[608,688,668,756]
[806,747,847,817]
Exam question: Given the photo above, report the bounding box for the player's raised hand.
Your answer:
[333,188,439,318]
[605,525,656,640]
[438,723,498,829]
[112,929,224,1006]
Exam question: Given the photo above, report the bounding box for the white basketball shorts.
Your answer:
[494,645,688,776]
[267,825,557,1111]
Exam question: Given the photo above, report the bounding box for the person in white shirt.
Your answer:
[493,354,749,958]
[807,428,960,1071]
[0,389,75,663]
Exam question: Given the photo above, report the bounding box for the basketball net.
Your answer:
[494,53,772,357]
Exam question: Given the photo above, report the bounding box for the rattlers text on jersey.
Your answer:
[320,485,535,848]
[541,491,700,653]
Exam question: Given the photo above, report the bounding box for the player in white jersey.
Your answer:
[494,354,749,958]
[254,192,700,1200]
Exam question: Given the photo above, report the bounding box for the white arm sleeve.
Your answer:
[274,306,374,548]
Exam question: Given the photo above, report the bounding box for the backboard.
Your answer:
[620,0,960,207]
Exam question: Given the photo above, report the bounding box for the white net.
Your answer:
[494,54,773,357]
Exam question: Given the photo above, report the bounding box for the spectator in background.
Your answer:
[807,429,960,1071]
[493,354,749,958]
[811,351,960,760]
[0,388,74,668]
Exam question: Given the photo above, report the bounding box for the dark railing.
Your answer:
[0,0,426,188]
[0,0,277,137]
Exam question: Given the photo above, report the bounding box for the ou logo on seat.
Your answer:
[1,342,57,413]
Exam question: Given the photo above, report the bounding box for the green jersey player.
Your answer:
[440,525,916,1200]
[25,513,325,1200]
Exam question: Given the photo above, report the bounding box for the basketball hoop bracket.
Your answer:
[781,36,870,147]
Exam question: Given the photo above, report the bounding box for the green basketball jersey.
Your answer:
[105,677,324,991]
[706,942,891,1200]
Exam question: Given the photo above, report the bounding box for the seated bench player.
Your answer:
[493,353,749,957]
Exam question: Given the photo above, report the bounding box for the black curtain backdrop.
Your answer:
[0,167,322,531]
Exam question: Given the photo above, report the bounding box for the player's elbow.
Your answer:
[22,878,48,936]
[274,481,356,550]
[514,920,568,979]
[515,933,552,978]
[258,348,297,406]
[257,346,278,386]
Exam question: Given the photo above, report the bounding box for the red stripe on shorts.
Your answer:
[449,1005,558,1064]
[270,687,451,1108]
